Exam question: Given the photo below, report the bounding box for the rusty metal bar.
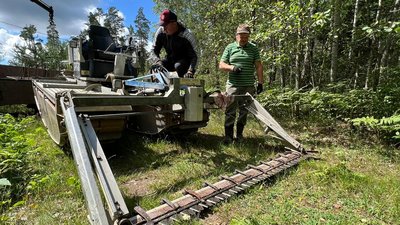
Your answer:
[126,151,311,225]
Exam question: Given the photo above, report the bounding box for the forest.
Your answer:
[159,0,400,143]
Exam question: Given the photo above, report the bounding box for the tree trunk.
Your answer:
[302,0,314,88]
[364,40,373,89]
[295,40,301,90]
[377,0,400,84]
[310,38,315,87]
[319,40,327,85]
[330,0,341,83]
[295,0,304,90]
[348,0,360,61]
[353,51,360,88]
[278,39,285,88]
[349,0,360,88]
[302,40,310,87]
[365,0,382,90]
[269,37,276,85]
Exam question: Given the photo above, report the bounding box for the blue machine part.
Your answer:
[124,72,169,90]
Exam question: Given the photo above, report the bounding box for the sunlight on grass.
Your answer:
[4,110,400,224]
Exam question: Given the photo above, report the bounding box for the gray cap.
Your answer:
[236,24,251,34]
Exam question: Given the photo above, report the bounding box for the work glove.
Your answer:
[150,60,163,71]
[232,65,242,74]
[256,83,263,94]
[184,70,194,78]
[155,59,163,66]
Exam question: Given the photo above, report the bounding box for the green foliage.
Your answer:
[352,115,400,142]
[154,0,400,90]
[9,25,40,67]
[9,22,66,70]
[104,7,125,43]
[0,105,35,115]
[0,114,36,216]
[134,7,151,75]
[259,83,400,122]
[81,7,125,43]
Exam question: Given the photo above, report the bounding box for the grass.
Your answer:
[3,109,400,225]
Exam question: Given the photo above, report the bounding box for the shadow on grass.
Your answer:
[105,130,285,174]
[102,129,289,211]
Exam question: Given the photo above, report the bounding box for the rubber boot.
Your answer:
[223,125,234,144]
[236,124,245,143]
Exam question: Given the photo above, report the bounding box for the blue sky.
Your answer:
[0,0,159,65]
[99,0,158,29]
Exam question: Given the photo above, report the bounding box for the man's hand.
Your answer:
[184,70,194,78]
[257,83,263,94]
[232,65,242,74]
[155,59,163,66]
[150,60,163,71]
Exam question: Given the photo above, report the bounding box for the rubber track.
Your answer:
[125,150,311,225]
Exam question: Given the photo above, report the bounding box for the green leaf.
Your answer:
[0,178,11,186]
[12,200,25,208]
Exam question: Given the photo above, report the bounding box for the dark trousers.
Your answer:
[225,84,256,138]
[161,58,190,77]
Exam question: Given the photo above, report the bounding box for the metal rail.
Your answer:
[127,150,312,225]
[58,89,314,225]
[60,97,110,225]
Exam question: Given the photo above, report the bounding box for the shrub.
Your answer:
[0,114,36,215]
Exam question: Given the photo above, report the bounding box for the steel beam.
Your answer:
[79,116,129,220]
[61,98,109,225]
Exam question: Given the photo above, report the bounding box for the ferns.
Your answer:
[352,115,400,141]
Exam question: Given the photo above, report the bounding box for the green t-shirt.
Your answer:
[221,41,261,86]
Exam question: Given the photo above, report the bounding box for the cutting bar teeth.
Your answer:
[127,152,308,224]
[222,192,231,197]
[228,189,238,194]
[215,195,226,201]
[199,203,209,208]
[246,180,256,185]
[189,206,202,213]
[158,220,169,225]
[170,215,180,222]
[206,199,217,205]
[241,183,250,187]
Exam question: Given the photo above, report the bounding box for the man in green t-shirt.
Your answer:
[219,24,264,144]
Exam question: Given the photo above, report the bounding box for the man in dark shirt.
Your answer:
[151,9,198,78]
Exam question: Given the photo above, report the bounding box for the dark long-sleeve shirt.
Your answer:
[152,23,198,72]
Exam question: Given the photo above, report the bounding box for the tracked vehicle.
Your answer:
[33,25,315,225]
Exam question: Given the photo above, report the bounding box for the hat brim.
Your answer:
[158,20,176,26]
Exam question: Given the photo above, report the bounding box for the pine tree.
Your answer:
[45,19,63,70]
[134,7,150,74]
[104,7,124,43]
[9,25,38,68]
[80,8,104,38]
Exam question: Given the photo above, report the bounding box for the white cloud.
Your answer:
[0,0,157,64]
[0,0,100,64]
[0,0,100,37]
[0,29,24,64]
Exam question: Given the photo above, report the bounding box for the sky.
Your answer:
[0,0,159,65]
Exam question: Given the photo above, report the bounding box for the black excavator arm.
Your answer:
[30,0,54,23]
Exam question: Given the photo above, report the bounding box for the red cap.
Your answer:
[159,9,177,26]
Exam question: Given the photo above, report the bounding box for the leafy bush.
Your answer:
[0,105,36,116]
[258,85,400,121]
[0,114,36,215]
[351,115,400,143]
